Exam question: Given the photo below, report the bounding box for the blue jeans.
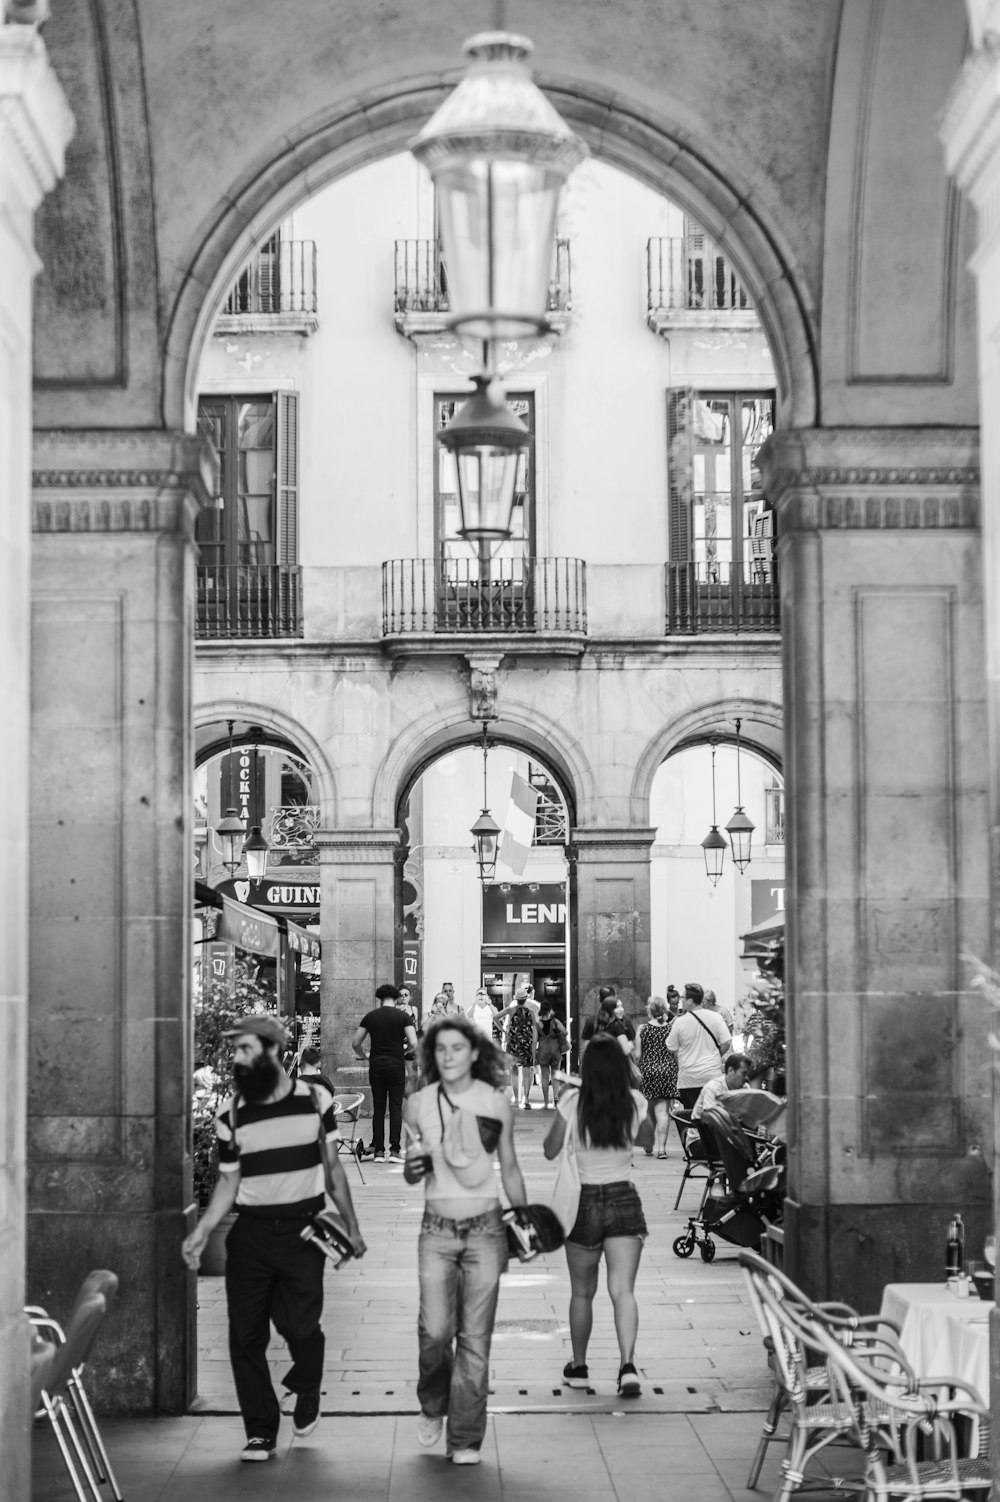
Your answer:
[417,1207,508,1452]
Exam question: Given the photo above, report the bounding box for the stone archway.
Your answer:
[167,80,818,433]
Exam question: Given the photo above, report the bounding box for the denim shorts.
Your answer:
[567,1181,647,1249]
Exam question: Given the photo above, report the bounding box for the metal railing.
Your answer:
[664,560,779,634]
[394,238,572,316]
[647,235,752,314]
[267,804,320,865]
[382,557,586,635]
[223,240,317,316]
[196,564,303,639]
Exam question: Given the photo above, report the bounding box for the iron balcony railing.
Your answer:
[382,557,586,635]
[647,234,752,314]
[394,238,572,316]
[664,560,779,634]
[222,239,317,316]
[196,564,303,639]
[267,804,320,865]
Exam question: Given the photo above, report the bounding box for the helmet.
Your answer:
[503,1205,565,1262]
[300,1211,355,1266]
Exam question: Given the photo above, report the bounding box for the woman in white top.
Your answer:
[466,986,496,1038]
[402,1014,527,1467]
[543,1034,654,1397]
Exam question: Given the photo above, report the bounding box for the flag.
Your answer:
[498,772,539,877]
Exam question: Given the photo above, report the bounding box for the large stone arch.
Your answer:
[166,79,819,433]
[630,696,784,825]
[372,697,594,832]
[193,699,339,825]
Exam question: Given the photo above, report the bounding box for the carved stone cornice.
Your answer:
[32,429,217,536]
[758,428,980,533]
[315,829,402,865]
[570,828,657,861]
[941,34,1000,199]
[0,26,74,203]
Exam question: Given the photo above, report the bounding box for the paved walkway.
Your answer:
[33,1107,859,1500]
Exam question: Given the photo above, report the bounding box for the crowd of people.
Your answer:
[182,978,784,1468]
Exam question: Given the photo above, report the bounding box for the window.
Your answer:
[196,393,299,568]
[434,391,535,569]
[668,390,773,579]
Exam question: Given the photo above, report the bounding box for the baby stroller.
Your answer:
[672,1103,784,1263]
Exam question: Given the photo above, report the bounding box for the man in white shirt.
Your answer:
[692,1053,751,1119]
[665,982,733,1109]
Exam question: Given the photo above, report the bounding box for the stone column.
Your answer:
[572,829,656,1029]
[0,22,72,1488]
[28,430,214,1413]
[943,38,1000,1468]
[317,829,401,1074]
[761,429,991,1311]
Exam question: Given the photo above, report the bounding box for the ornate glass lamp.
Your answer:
[438,375,531,540]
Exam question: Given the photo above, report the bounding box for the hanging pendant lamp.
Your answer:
[726,717,755,873]
[702,738,726,886]
[471,722,501,884]
[215,719,246,876]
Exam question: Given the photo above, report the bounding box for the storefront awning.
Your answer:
[195,880,320,960]
[739,909,784,961]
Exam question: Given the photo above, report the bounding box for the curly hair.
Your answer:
[418,1014,508,1088]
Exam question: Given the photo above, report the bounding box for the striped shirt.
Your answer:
[216,1080,340,1219]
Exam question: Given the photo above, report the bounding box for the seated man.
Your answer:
[691,1053,751,1120]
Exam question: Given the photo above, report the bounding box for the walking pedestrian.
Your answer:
[665,981,732,1110]
[352,983,418,1163]
[544,1034,653,1396]
[467,985,496,1037]
[497,988,540,1107]
[536,1000,569,1107]
[403,1014,528,1466]
[181,1015,366,1462]
[297,1046,337,1097]
[633,997,678,1156]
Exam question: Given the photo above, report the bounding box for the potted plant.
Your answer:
[192,958,278,1273]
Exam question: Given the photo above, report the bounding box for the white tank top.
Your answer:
[411,1079,506,1201]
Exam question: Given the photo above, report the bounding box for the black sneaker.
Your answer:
[292,1388,321,1438]
[618,1362,641,1397]
[562,1361,590,1388]
[241,1437,276,1462]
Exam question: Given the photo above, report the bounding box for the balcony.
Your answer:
[267,804,320,866]
[196,564,303,640]
[664,560,780,635]
[647,234,759,335]
[382,557,587,650]
[214,240,318,336]
[393,238,573,340]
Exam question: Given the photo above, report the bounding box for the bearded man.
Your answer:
[181,1014,366,1462]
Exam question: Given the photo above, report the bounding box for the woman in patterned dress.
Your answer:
[497,991,540,1108]
[633,997,678,1158]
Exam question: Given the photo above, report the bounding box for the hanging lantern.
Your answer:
[727,718,755,873]
[411,31,587,344]
[701,825,727,886]
[438,375,531,540]
[702,737,726,886]
[216,807,246,876]
[242,824,269,884]
[471,721,501,883]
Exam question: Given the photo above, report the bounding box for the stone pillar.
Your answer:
[761,429,991,1311]
[317,830,401,1072]
[0,23,72,1488]
[943,37,1000,1470]
[572,829,656,1030]
[28,430,213,1413]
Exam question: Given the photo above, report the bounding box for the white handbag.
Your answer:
[549,1099,582,1235]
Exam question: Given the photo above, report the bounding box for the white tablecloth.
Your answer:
[879,1282,991,1404]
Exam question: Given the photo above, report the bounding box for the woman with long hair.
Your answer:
[543,1034,653,1396]
[633,996,678,1158]
[402,1014,527,1467]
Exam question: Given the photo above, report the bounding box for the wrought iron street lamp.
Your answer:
[242,734,270,883]
[438,375,531,540]
[702,738,726,886]
[726,717,755,873]
[411,30,587,345]
[471,723,501,884]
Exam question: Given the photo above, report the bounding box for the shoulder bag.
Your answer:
[549,1095,582,1235]
[689,1010,728,1058]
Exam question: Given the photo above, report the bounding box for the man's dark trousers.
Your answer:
[369,1057,405,1155]
[225,1214,325,1440]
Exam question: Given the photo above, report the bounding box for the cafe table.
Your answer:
[878,1282,991,1405]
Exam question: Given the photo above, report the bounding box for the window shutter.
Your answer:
[276,391,299,564]
[667,388,695,559]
